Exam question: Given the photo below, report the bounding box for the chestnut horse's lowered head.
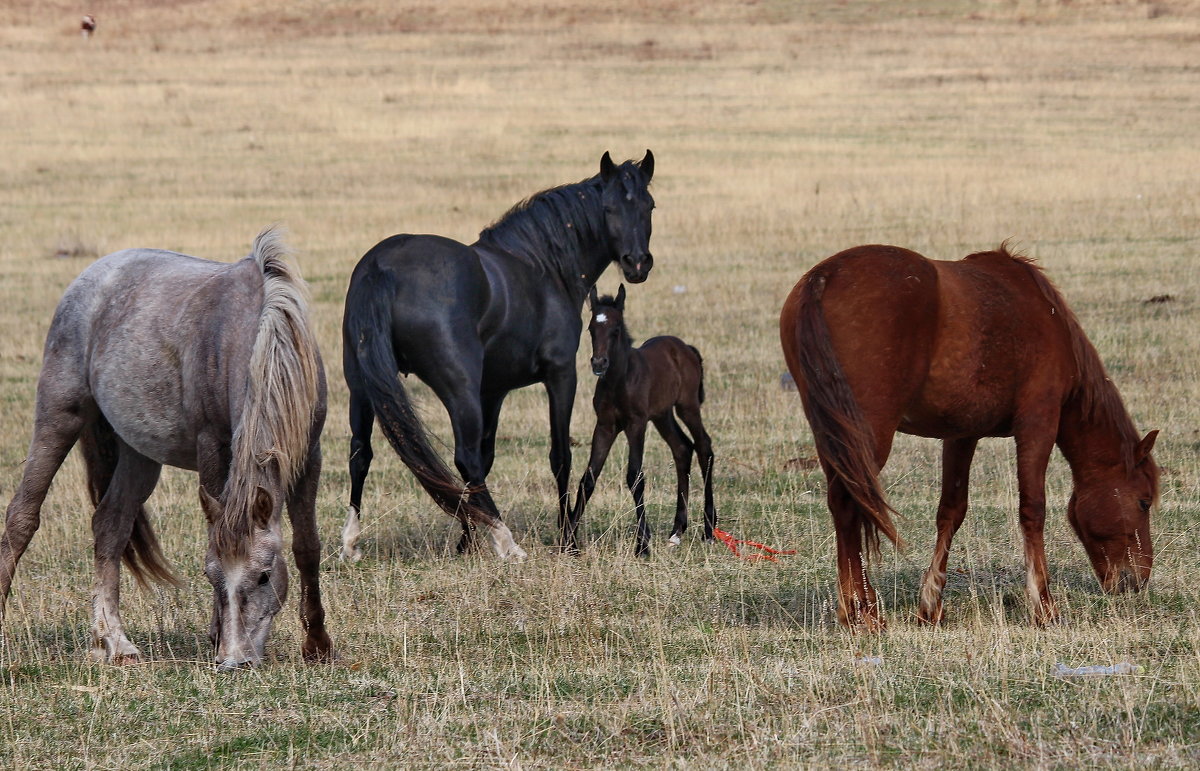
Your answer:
[1067,429,1159,593]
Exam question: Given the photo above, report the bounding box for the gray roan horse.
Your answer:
[0,228,332,669]
[341,151,654,560]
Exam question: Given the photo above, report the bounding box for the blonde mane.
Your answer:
[217,228,321,552]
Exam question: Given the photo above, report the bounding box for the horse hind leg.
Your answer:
[86,435,162,664]
[341,388,375,562]
[917,437,977,625]
[651,413,693,547]
[0,391,89,620]
[676,403,717,541]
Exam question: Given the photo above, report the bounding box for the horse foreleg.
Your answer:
[0,403,84,622]
[342,389,375,562]
[288,442,334,662]
[545,368,577,534]
[567,422,617,553]
[89,442,160,664]
[1014,425,1059,625]
[652,414,693,546]
[625,422,651,557]
[918,437,978,625]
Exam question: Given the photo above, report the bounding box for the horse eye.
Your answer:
[1138,499,1151,513]
[257,571,271,586]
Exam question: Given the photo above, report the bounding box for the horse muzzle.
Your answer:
[590,357,609,377]
[620,253,653,284]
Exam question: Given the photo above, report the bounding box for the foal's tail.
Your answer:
[782,273,901,558]
[687,344,706,404]
[344,267,499,529]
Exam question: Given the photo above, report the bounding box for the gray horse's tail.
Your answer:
[344,267,500,530]
[79,417,179,588]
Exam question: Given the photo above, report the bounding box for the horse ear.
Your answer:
[199,486,221,524]
[1135,430,1159,465]
[252,487,274,530]
[615,284,626,310]
[588,286,599,310]
[639,149,654,182]
[600,151,616,182]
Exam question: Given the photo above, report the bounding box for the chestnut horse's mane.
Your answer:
[987,244,1142,472]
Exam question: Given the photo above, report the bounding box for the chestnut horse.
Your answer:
[780,244,1159,630]
[567,285,716,556]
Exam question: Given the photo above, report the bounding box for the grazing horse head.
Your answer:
[1067,430,1159,593]
[587,284,629,377]
[599,150,655,283]
[200,484,289,669]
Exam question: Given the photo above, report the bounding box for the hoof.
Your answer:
[340,547,363,563]
[667,534,682,547]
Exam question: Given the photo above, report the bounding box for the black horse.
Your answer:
[341,151,656,559]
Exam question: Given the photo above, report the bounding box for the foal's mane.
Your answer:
[217,228,321,553]
[991,243,1142,469]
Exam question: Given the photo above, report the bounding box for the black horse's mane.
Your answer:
[476,175,607,289]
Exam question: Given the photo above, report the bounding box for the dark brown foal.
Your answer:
[566,285,716,556]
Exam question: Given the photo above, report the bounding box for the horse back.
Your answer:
[636,336,704,415]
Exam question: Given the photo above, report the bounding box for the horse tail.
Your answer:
[218,227,322,555]
[79,416,179,588]
[687,344,706,404]
[785,272,901,558]
[344,265,498,528]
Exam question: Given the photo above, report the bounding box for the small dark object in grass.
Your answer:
[1144,294,1174,304]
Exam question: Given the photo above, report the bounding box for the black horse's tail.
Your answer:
[344,271,499,529]
[687,344,706,404]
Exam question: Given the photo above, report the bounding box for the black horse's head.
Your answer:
[599,150,655,284]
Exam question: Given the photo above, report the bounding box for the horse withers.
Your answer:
[567,285,716,557]
[0,228,332,668]
[780,244,1159,630]
[341,151,655,560]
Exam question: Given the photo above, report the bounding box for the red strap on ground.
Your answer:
[713,527,796,562]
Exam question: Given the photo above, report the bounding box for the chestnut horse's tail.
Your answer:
[785,273,901,558]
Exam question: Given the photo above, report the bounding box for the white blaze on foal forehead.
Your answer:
[595,313,607,323]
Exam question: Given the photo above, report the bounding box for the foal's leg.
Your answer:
[651,413,693,546]
[341,388,374,562]
[1013,420,1060,625]
[625,421,652,557]
[567,421,618,553]
[288,441,333,662]
[676,404,717,541]
[0,393,87,619]
[917,437,978,625]
[88,440,161,664]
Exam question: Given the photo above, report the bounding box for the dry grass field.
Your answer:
[1,0,1199,767]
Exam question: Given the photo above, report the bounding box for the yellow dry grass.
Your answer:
[1,0,1198,767]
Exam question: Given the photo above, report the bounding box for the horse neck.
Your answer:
[1056,386,1137,481]
[600,328,636,394]
[476,178,613,309]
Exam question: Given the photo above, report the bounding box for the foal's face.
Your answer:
[1067,431,1160,594]
[587,285,627,378]
[599,150,655,284]
[201,486,289,670]
[588,306,624,377]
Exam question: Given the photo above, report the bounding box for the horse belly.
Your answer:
[92,363,197,468]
